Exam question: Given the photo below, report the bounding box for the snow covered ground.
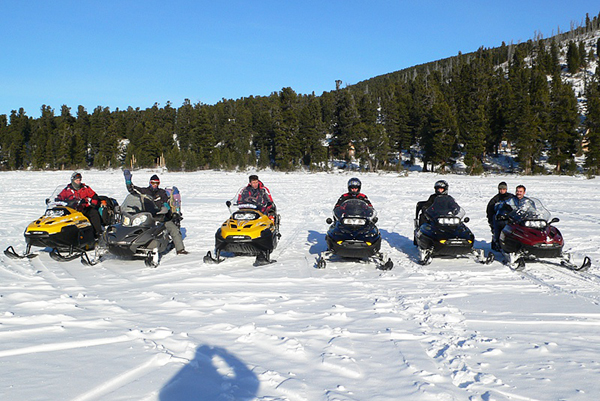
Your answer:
[0,170,599,401]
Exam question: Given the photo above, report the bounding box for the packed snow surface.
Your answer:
[0,170,599,401]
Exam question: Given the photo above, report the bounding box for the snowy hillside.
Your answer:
[0,170,599,400]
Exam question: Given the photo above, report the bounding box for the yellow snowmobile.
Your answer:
[204,187,280,266]
[4,187,116,261]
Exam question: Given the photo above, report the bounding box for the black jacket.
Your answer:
[126,182,170,217]
[486,192,514,226]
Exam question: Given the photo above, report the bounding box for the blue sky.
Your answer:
[1,1,599,118]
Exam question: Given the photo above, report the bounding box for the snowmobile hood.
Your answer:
[219,208,275,240]
[25,206,91,235]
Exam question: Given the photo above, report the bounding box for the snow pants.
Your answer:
[165,219,184,252]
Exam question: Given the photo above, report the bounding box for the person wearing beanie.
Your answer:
[122,170,188,255]
[486,181,514,251]
[56,172,103,238]
[237,174,275,215]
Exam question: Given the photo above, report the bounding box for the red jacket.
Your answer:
[237,181,274,212]
[57,183,99,210]
[335,192,372,208]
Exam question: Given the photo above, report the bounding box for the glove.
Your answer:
[171,213,183,223]
[123,169,132,184]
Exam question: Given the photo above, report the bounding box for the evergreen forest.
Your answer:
[3,12,600,176]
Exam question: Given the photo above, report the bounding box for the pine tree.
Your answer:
[422,101,457,171]
[548,72,579,173]
[584,70,600,173]
[567,41,580,73]
[330,89,359,160]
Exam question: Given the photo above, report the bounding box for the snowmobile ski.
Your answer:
[315,251,393,271]
[49,247,84,262]
[203,250,223,264]
[504,252,590,272]
[3,245,37,260]
[253,251,276,267]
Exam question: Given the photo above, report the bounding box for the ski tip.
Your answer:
[579,256,592,271]
[378,259,394,270]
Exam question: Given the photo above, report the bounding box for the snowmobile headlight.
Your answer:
[123,216,131,226]
[44,209,66,217]
[524,220,547,229]
[342,218,366,226]
[437,217,460,226]
[132,215,148,226]
[233,211,259,220]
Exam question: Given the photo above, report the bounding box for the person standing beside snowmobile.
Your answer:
[238,175,275,214]
[123,170,188,255]
[57,172,103,239]
[486,181,514,251]
[334,178,372,209]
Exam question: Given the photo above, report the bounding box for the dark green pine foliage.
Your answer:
[506,47,543,175]
[190,104,216,169]
[418,71,456,171]
[297,94,327,168]
[488,70,511,155]
[380,81,412,154]
[451,54,491,174]
[55,105,78,169]
[548,71,579,173]
[422,101,458,171]
[31,106,56,169]
[330,89,360,160]
[584,69,600,174]
[567,41,580,73]
[1,109,31,169]
[529,64,552,149]
[272,87,300,170]
[579,41,587,71]
[353,91,391,170]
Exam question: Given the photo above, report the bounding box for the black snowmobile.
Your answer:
[498,197,591,271]
[316,198,393,270]
[414,196,493,265]
[81,189,178,267]
[5,186,117,261]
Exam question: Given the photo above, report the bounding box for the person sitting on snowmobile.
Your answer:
[334,178,372,209]
[486,181,514,251]
[500,184,536,223]
[237,174,275,214]
[415,180,457,226]
[56,172,103,239]
[123,170,188,255]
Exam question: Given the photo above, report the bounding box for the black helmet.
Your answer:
[348,177,361,192]
[434,180,448,195]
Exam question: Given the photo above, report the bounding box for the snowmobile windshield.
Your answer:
[334,199,376,223]
[48,186,71,208]
[424,196,465,221]
[120,194,161,216]
[231,186,275,210]
[506,197,551,222]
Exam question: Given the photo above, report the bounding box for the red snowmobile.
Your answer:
[498,197,591,271]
